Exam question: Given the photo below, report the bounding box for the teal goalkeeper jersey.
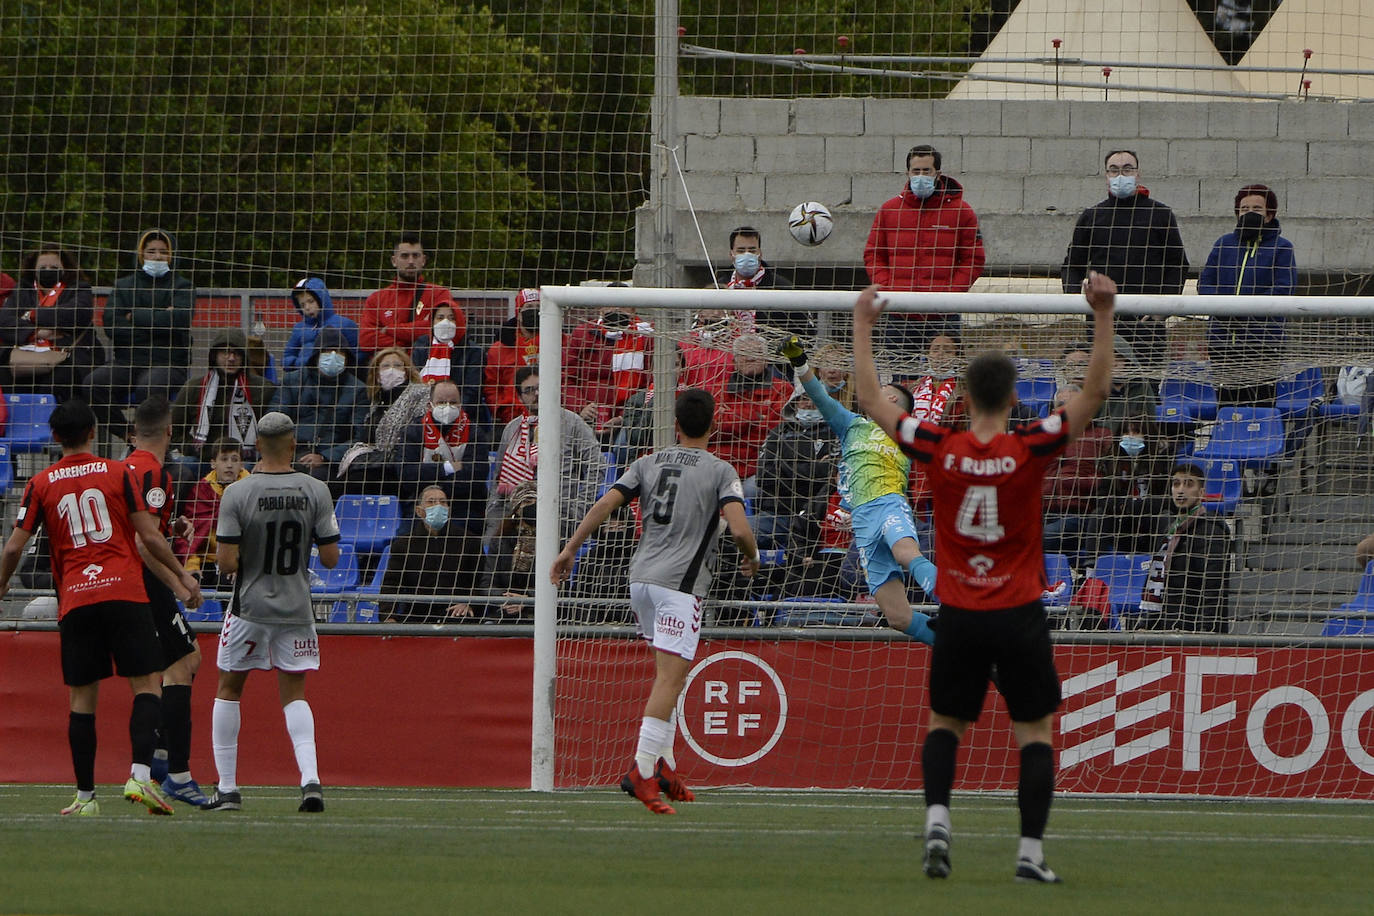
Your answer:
[800,374,910,510]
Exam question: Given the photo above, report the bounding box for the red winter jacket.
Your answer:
[863,176,985,298]
[713,371,794,479]
[359,278,462,357]
[562,317,653,433]
[484,319,548,425]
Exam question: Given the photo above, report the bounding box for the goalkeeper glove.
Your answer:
[779,336,808,370]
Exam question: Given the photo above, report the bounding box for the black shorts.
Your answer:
[145,569,197,667]
[929,600,1061,723]
[59,600,164,686]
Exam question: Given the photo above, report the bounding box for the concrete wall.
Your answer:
[636,97,1374,283]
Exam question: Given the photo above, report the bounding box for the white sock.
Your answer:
[212,698,241,793]
[168,771,192,784]
[635,716,672,779]
[926,804,951,834]
[130,763,151,783]
[77,789,95,802]
[1018,837,1044,862]
[661,710,678,769]
[283,699,319,787]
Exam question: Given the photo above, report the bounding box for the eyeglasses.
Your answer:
[1105,165,1139,176]
[519,385,539,394]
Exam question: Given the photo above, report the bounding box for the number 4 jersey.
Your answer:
[613,446,745,599]
[216,471,340,625]
[898,410,1069,610]
[16,453,152,617]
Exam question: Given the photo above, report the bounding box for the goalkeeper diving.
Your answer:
[781,336,937,644]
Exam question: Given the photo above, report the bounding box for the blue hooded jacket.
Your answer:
[1199,219,1297,350]
[283,277,360,370]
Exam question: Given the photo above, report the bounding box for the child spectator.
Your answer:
[174,438,249,590]
[283,277,359,372]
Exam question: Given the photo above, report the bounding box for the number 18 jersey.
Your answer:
[216,471,340,625]
[898,411,1069,610]
[613,446,745,599]
[16,453,151,617]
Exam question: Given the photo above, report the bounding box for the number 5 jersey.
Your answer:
[216,471,340,625]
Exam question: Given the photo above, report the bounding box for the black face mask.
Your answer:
[602,311,631,330]
[1236,210,1265,243]
[35,267,62,288]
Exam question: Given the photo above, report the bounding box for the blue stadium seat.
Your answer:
[330,545,390,623]
[1155,376,1218,424]
[1194,407,1285,465]
[333,494,402,553]
[310,543,359,593]
[0,393,58,453]
[1014,377,1057,416]
[777,597,850,627]
[1043,553,1073,607]
[1275,367,1324,420]
[1090,553,1152,630]
[0,443,12,492]
[1199,459,1242,515]
[1329,561,1374,618]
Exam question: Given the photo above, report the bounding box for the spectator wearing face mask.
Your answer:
[1199,183,1297,405]
[336,348,430,492]
[398,379,491,513]
[752,383,843,554]
[282,277,359,372]
[270,327,370,486]
[413,303,485,422]
[1062,150,1188,368]
[1095,419,1174,559]
[719,226,811,338]
[0,243,100,402]
[562,294,653,444]
[1042,385,1113,567]
[485,289,550,426]
[679,308,744,396]
[88,228,195,433]
[380,486,484,624]
[712,333,794,485]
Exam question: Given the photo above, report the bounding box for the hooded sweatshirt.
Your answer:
[271,326,371,463]
[283,277,360,370]
[104,228,195,368]
[171,328,276,454]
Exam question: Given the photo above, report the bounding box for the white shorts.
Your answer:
[216,613,320,673]
[629,582,703,661]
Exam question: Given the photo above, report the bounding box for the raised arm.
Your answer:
[1061,271,1117,440]
[852,285,907,443]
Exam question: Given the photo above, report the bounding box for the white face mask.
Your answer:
[433,319,457,343]
[142,259,170,278]
[378,367,407,390]
[1108,174,1137,199]
[431,404,461,426]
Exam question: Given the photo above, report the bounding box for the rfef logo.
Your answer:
[677,651,787,767]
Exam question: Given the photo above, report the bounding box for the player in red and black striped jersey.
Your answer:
[0,399,201,817]
[125,396,213,807]
[854,274,1118,884]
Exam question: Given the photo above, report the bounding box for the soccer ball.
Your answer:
[788,201,834,246]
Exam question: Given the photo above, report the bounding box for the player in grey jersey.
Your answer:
[204,412,341,813]
[552,389,759,814]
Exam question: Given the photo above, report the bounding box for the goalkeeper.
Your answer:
[781,336,936,644]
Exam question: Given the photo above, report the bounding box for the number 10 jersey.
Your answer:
[613,446,745,599]
[216,470,340,625]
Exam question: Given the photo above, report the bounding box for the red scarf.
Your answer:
[495,416,538,495]
[23,281,64,347]
[420,340,452,384]
[727,267,767,289]
[911,375,957,422]
[420,407,470,464]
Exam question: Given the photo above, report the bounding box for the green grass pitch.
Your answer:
[2,786,1372,915]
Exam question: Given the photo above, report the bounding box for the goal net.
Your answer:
[539,285,1374,798]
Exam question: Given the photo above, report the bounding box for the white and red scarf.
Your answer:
[420,339,452,384]
[22,281,64,347]
[911,375,957,422]
[420,408,471,465]
[495,415,538,495]
[192,371,257,447]
[726,267,767,289]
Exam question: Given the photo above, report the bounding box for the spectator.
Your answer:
[1096,418,1174,558]
[0,269,13,307]
[358,231,462,360]
[1200,183,1297,405]
[170,329,275,485]
[1061,340,1157,434]
[909,333,964,423]
[0,243,101,402]
[863,143,985,350]
[719,225,811,337]
[270,327,370,485]
[282,277,359,372]
[610,347,688,471]
[412,302,484,420]
[398,379,492,514]
[753,384,842,550]
[87,228,194,433]
[484,366,603,549]
[712,333,793,485]
[679,308,742,395]
[1062,150,1188,367]
[173,438,249,591]
[476,480,540,622]
[562,298,653,444]
[484,289,544,426]
[1356,533,1374,570]
[1139,462,1234,632]
[1042,386,1113,567]
[814,343,856,411]
[379,486,484,624]
[337,347,431,490]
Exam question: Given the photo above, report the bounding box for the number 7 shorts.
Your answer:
[217,612,321,673]
[629,582,703,661]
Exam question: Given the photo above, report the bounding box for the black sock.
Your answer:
[161,684,193,774]
[69,712,97,793]
[1018,742,1055,840]
[922,728,960,809]
[129,692,161,769]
